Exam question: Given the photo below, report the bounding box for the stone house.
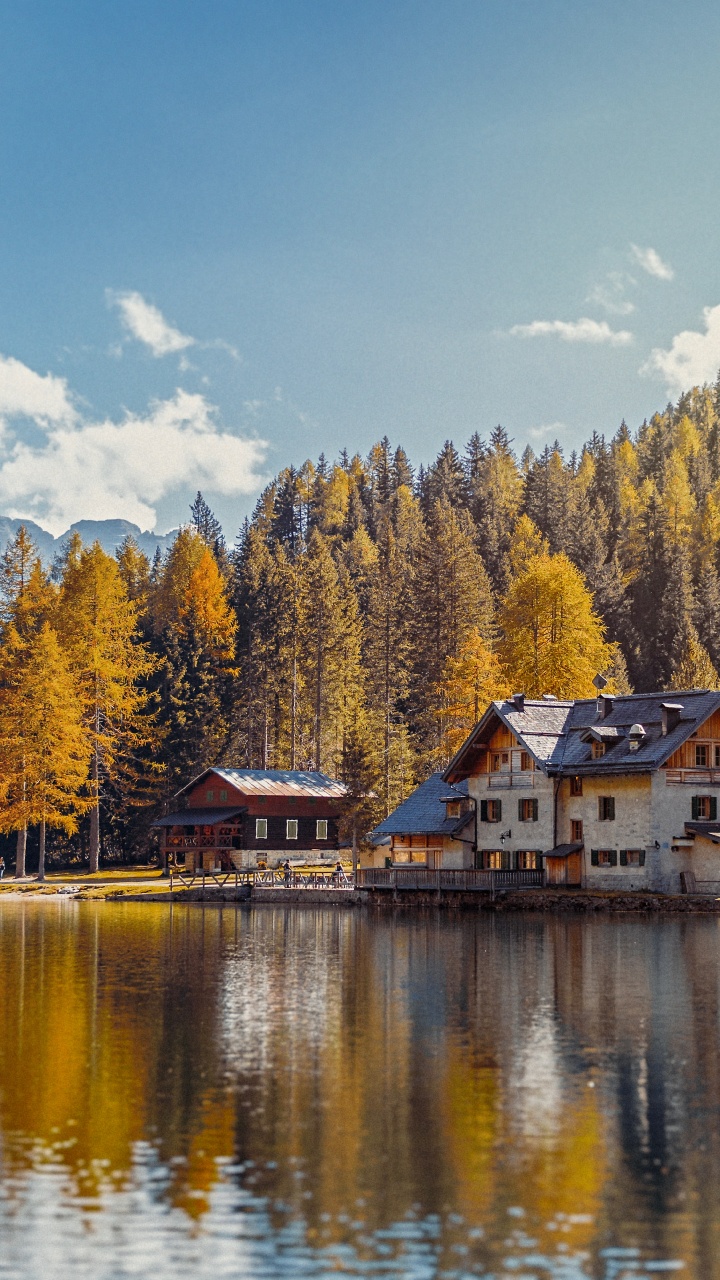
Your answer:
[364,774,473,869]
[443,689,720,892]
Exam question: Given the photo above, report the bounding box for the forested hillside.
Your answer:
[1,381,720,867]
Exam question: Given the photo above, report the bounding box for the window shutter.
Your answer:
[619,849,627,866]
[609,797,615,820]
[496,800,502,822]
[591,849,599,866]
[609,849,618,866]
[532,798,538,821]
[518,798,524,821]
[712,798,718,821]
[639,849,646,866]
[480,800,488,822]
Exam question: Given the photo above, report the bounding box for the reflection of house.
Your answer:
[443,689,720,892]
[153,768,347,872]
[364,774,473,869]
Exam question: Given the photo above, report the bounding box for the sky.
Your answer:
[1,1,720,537]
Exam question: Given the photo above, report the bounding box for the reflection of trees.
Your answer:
[3,902,720,1271]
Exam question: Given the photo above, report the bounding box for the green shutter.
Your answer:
[532,798,538,821]
[518,798,524,821]
[497,800,502,822]
[609,849,618,866]
[639,849,646,866]
[692,796,699,820]
[591,849,599,866]
[609,797,615,821]
[480,800,488,822]
[619,849,627,866]
[712,798,718,821]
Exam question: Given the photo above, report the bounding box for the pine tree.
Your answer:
[190,491,227,566]
[666,626,719,691]
[56,542,157,872]
[0,624,91,878]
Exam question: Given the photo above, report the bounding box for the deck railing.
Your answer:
[170,868,355,892]
[356,868,544,892]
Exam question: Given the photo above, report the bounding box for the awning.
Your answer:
[543,842,583,858]
[685,822,720,844]
[152,806,246,828]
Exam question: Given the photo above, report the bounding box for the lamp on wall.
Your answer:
[499,829,512,844]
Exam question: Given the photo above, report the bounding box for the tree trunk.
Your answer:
[38,819,46,881]
[15,825,27,878]
[89,752,100,873]
[352,814,358,885]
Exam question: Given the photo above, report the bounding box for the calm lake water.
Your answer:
[0,903,717,1278]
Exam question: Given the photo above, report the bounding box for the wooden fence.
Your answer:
[356,868,544,892]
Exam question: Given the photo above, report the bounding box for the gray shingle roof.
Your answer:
[176,768,347,799]
[445,690,720,782]
[370,774,470,841]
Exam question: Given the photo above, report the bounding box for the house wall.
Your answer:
[469,727,555,869]
[557,773,653,891]
[648,771,720,892]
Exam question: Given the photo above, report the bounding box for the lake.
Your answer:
[0,901,717,1278]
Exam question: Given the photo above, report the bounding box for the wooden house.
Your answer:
[154,768,348,872]
[443,689,720,892]
[364,774,474,869]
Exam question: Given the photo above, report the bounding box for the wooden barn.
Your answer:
[154,768,348,872]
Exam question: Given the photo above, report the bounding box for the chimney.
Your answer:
[542,693,557,701]
[628,723,646,753]
[512,692,525,712]
[661,702,683,736]
[598,694,615,720]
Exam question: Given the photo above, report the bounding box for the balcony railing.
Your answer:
[357,868,544,892]
[665,769,720,785]
[487,771,536,789]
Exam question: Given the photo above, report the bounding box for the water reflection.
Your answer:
[0,902,713,1276]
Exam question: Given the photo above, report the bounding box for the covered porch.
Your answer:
[153,807,246,873]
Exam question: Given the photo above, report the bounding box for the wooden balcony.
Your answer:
[487,771,536,790]
[665,769,720,785]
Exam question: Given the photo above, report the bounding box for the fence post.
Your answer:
[170,871,173,894]
[490,869,495,902]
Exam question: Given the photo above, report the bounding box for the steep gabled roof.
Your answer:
[369,774,470,842]
[444,689,720,782]
[175,767,348,800]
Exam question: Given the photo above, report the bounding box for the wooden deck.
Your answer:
[356,868,544,892]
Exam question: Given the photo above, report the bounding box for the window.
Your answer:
[220,788,228,801]
[592,849,617,868]
[620,849,645,867]
[598,796,615,821]
[256,818,268,840]
[206,789,214,801]
[692,795,717,820]
[696,744,709,768]
[715,745,720,769]
[486,850,506,869]
[446,801,461,818]
[491,751,510,772]
[316,819,328,839]
[518,851,538,870]
[571,819,584,843]
[286,819,298,840]
[520,751,532,771]
[518,797,538,822]
[570,776,583,796]
[480,799,502,823]
[591,741,606,759]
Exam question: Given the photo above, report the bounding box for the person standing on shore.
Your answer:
[0,855,5,880]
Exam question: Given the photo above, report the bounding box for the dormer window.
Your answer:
[591,741,606,759]
[446,801,461,819]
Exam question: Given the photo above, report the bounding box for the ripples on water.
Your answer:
[0,901,712,1277]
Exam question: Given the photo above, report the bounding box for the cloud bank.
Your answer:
[629,244,674,281]
[509,317,633,346]
[641,304,720,398]
[108,290,195,357]
[0,354,267,534]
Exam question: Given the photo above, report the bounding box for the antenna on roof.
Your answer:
[592,673,608,690]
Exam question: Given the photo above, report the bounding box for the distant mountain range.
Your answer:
[0,517,179,565]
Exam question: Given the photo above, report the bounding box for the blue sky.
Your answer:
[1,0,720,535]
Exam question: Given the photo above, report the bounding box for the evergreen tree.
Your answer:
[190,491,227,566]
[666,625,719,691]
[433,628,510,763]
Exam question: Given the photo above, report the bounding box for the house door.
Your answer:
[545,857,566,886]
[427,848,442,870]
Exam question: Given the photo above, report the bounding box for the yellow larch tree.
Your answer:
[56,542,157,873]
[499,552,613,699]
[0,624,91,878]
[434,628,510,763]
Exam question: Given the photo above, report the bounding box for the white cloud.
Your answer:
[509,317,633,346]
[0,354,268,534]
[0,355,76,423]
[108,290,195,357]
[629,244,674,281]
[528,421,568,441]
[640,304,720,398]
[587,272,636,316]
